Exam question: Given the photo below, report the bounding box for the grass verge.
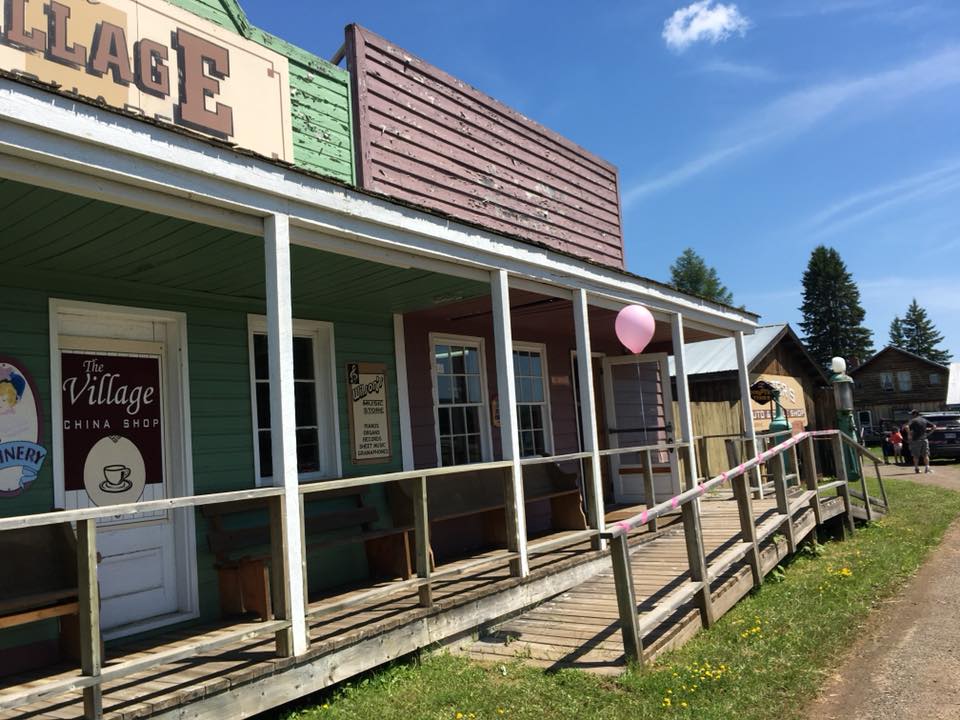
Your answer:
[278,477,960,720]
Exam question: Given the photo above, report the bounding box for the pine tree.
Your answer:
[888,316,906,348]
[669,248,734,305]
[899,299,951,364]
[799,246,874,367]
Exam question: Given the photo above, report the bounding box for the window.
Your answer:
[897,371,912,392]
[930,373,942,386]
[514,344,552,457]
[249,317,339,484]
[880,372,894,391]
[432,336,488,466]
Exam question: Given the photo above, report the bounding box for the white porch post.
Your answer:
[264,213,309,655]
[572,289,606,549]
[735,331,763,496]
[671,313,698,489]
[491,270,529,577]
[393,313,415,472]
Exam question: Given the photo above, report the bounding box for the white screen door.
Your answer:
[602,354,679,504]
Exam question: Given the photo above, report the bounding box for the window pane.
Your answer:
[520,431,535,457]
[467,376,481,404]
[253,334,269,380]
[440,437,454,466]
[520,404,532,430]
[529,353,542,377]
[467,434,482,462]
[258,430,273,478]
[435,345,451,375]
[256,382,271,430]
[295,382,317,427]
[531,377,544,403]
[451,346,466,374]
[519,377,533,403]
[465,406,480,434]
[464,347,479,374]
[296,429,320,474]
[438,407,451,436]
[452,406,466,434]
[531,405,544,430]
[293,337,314,379]
[533,430,546,456]
[453,435,468,465]
[517,351,530,377]
[437,375,453,404]
[454,376,468,404]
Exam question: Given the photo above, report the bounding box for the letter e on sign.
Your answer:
[173,28,234,138]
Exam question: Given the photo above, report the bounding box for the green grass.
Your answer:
[278,478,960,720]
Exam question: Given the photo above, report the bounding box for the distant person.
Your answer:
[900,423,913,467]
[890,427,903,465]
[881,432,893,465]
[908,410,937,474]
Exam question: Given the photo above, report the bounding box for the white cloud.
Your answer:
[623,46,960,206]
[663,1,751,52]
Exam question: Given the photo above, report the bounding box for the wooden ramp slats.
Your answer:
[705,542,755,583]
[818,480,846,492]
[635,580,704,638]
[788,490,817,515]
[756,513,789,541]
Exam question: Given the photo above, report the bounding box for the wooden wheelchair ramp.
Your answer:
[459,492,844,674]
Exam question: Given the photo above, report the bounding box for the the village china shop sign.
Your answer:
[0,0,293,161]
[61,353,163,506]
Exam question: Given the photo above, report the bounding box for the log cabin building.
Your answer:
[850,346,950,428]
[0,2,771,717]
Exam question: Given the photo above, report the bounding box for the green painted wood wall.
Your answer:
[165,0,354,184]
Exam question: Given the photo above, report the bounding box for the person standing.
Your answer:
[900,423,913,467]
[890,427,903,465]
[908,410,936,474]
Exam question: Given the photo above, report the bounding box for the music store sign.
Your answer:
[0,0,293,161]
[61,353,163,506]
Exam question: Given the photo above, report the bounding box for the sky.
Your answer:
[240,0,960,361]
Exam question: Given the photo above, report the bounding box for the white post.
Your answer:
[393,313,415,472]
[264,213,309,655]
[671,313,699,490]
[734,331,763,497]
[491,270,529,577]
[572,289,606,549]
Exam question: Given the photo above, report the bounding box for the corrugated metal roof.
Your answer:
[948,363,960,407]
[669,324,787,377]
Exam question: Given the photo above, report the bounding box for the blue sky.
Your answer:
[241,0,960,360]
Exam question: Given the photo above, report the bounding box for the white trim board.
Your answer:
[0,79,757,334]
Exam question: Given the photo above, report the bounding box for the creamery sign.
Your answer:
[0,0,293,161]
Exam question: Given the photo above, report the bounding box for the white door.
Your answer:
[54,307,190,635]
[602,354,679,504]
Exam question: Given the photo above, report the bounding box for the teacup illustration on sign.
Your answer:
[100,464,133,493]
[83,436,146,506]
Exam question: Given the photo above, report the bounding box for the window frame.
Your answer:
[930,373,942,386]
[513,341,554,457]
[880,372,894,391]
[429,333,492,467]
[247,315,341,486]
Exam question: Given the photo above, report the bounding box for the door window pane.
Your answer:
[434,339,487,466]
[513,347,550,458]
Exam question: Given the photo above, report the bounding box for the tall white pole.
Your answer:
[572,289,606,549]
[491,270,529,577]
[265,213,308,655]
[671,313,698,489]
[735,331,763,497]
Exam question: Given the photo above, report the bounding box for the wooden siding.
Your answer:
[157,1,356,184]
[345,25,625,269]
[852,348,948,423]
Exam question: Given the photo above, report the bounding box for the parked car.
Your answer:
[922,412,960,461]
[859,424,885,445]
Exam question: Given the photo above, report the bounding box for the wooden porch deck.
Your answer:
[0,490,851,720]
[459,491,848,674]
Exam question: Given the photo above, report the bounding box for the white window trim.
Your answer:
[248,315,341,486]
[513,341,555,456]
[429,332,492,466]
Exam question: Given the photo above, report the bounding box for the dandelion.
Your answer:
[681,701,689,708]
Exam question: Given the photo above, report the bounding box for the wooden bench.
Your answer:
[200,488,413,620]
[386,462,587,563]
[0,523,84,674]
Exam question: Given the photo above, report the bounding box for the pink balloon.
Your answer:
[615,305,656,354]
